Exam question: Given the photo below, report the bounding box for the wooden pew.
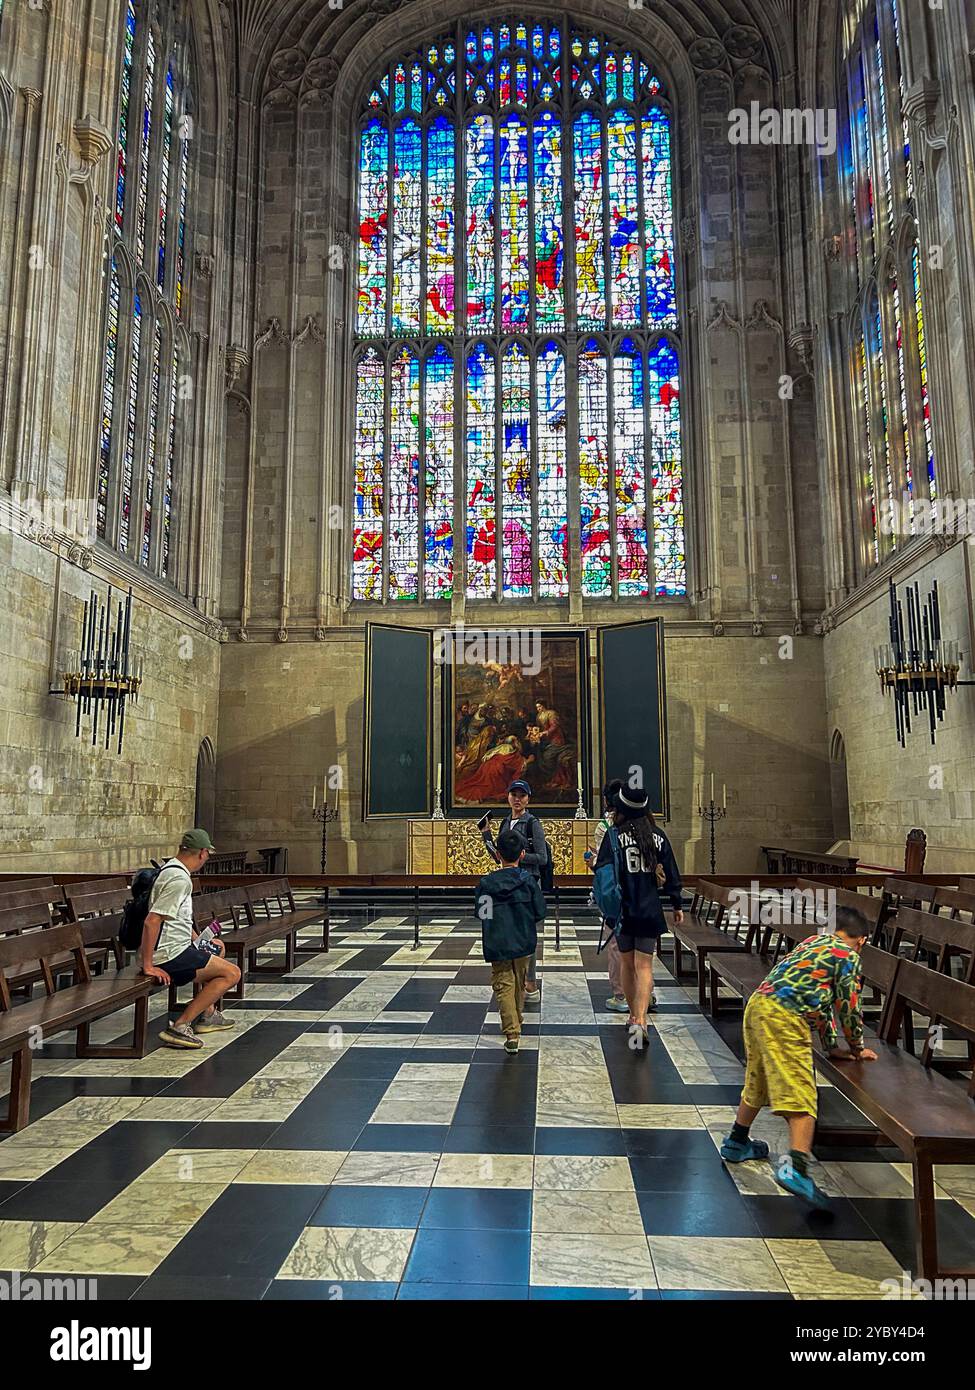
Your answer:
[65,885,132,921]
[670,880,759,1008]
[0,883,68,921]
[933,887,975,926]
[888,906,975,984]
[0,877,55,895]
[815,959,975,1279]
[244,878,329,957]
[63,877,130,899]
[0,900,114,996]
[878,877,939,938]
[706,908,814,1017]
[793,879,885,938]
[0,924,160,1132]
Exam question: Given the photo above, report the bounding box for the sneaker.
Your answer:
[160,1022,204,1050]
[523,986,540,1001]
[194,1010,235,1034]
[504,1037,520,1055]
[720,1135,771,1164]
[774,1156,830,1209]
[605,996,629,1013]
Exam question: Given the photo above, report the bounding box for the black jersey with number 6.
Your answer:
[595,824,682,935]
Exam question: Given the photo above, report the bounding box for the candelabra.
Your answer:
[574,783,588,820]
[311,803,340,876]
[697,780,728,875]
[876,578,971,746]
[50,584,142,754]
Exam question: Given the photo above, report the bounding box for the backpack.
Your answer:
[508,813,555,892]
[592,828,623,952]
[119,860,164,950]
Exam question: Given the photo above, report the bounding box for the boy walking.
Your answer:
[475,828,546,1055]
[720,904,878,1206]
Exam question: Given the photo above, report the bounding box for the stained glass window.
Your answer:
[845,1,935,569]
[98,5,193,582]
[353,20,685,601]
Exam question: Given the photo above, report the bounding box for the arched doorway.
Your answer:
[194,737,216,833]
[829,729,851,844]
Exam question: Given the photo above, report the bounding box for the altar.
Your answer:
[407,818,601,876]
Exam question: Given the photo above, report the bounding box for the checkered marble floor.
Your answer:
[1,902,974,1301]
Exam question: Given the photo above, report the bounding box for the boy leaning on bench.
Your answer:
[720,903,878,1207]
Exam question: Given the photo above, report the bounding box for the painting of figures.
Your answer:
[447,634,586,810]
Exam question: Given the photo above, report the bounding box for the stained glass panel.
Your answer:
[158,67,174,289]
[648,337,685,595]
[606,112,640,327]
[392,121,422,333]
[426,118,455,332]
[142,323,162,566]
[119,290,142,555]
[574,111,606,328]
[97,262,121,537]
[357,120,389,336]
[499,116,529,329]
[642,109,678,327]
[912,242,935,499]
[466,344,496,599]
[614,341,647,596]
[352,348,385,600]
[116,4,137,234]
[501,343,532,596]
[578,339,611,596]
[537,343,568,597]
[424,344,454,598]
[532,113,563,327]
[136,30,156,267]
[388,347,421,598]
[466,114,495,331]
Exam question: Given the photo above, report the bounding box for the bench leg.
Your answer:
[227,947,245,999]
[913,1153,939,1281]
[76,994,150,1060]
[709,963,720,1017]
[697,953,708,1010]
[0,1048,33,1133]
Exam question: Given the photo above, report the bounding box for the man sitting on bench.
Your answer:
[719,904,877,1207]
[141,830,241,1050]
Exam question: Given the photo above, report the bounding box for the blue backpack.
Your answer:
[592,828,623,951]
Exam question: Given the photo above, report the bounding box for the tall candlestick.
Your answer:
[313,783,317,810]
[710,772,714,802]
[577,760,582,789]
[723,783,727,809]
[436,761,442,794]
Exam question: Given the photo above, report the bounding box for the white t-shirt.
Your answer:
[147,859,194,961]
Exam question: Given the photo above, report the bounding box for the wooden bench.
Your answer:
[878,877,940,937]
[0,883,68,921]
[814,958,975,1279]
[706,907,813,1017]
[62,877,130,900]
[933,886,975,926]
[65,885,132,921]
[245,878,328,956]
[160,888,252,1010]
[670,880,759,1008]
[0,924,160,1133]
[0,877,55,895]
[0,901,115,997]
[793,879,885,938]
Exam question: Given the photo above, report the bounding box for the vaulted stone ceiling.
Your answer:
[218,0,833,102]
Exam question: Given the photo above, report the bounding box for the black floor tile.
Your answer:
[158,1023,308,1097]
[309,1185,429,1228]
[423,1007,490,1034]
[0,1180,27,1207]
[443,1124,535,1154]
[534,1128,628,1156]
[154,1185,326,1278]
[397,1281,528,1300]
[628,1156,742,1195]
[420,1188,531,1231]
[530,1285,660,1300]
[621,1129,720,1160]
[743,1194,878,1241]
[353,1125,450,1152]
[37,1122,196,1187]
[852,1196,975,1275]
[403,1226,531,1286]
[265,1280,399,1299]
[131,1276,271,1300]
[637,1190,760,1238]
[0,1179,125,1223]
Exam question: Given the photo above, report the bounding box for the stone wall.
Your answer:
[0,524,221,873]
[217,630,832,875]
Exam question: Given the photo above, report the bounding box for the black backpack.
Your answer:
[510,814,555,893]
[119,861,163,950]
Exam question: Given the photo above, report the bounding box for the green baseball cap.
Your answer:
[180,829,215,851]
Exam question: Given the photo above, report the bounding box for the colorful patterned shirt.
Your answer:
[757,933,864,1053]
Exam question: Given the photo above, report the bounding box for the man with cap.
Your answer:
[480,780,549,998]
[141,830,241,1049]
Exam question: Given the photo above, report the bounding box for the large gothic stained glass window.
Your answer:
[97,1,193,584]
[352,20,685,602]
[843,0,936,568]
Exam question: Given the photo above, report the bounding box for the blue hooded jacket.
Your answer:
[474,866,546,963]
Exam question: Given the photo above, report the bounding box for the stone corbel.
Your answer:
[751,621,765,637]
[73,116,113,168]
[787,324,815,376]
[822,234,843,262]
[225,345,250,390]
[276,627,289,643]
[195,249,215,280]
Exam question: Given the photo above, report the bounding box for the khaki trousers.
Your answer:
[491,955,531,1038]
